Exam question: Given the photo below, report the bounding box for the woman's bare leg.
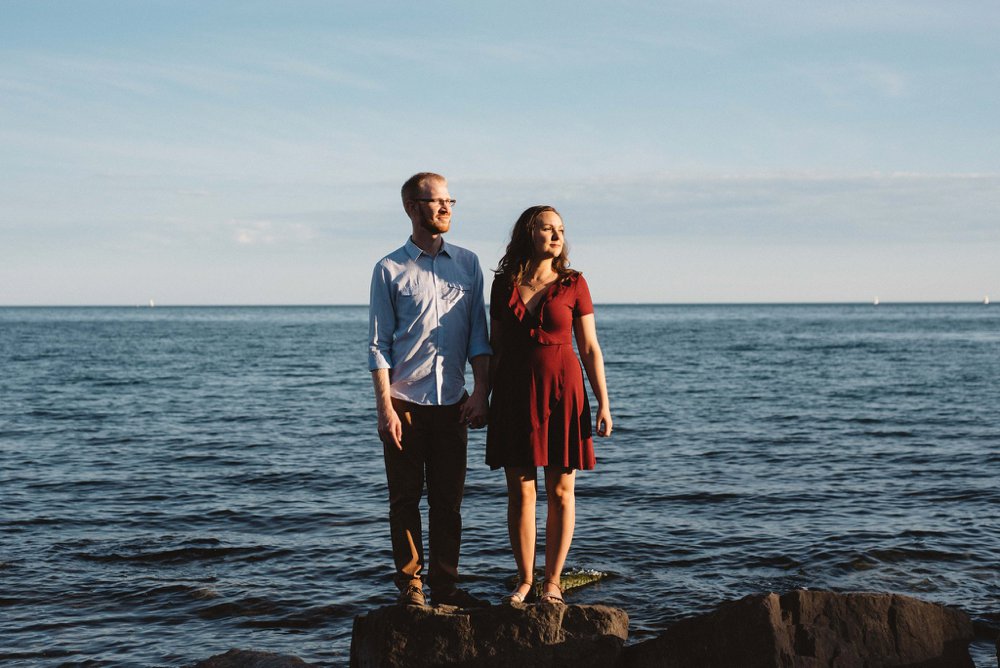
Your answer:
[505,466,537,599]
[542,467,575,597]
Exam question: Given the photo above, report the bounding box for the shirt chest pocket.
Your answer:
[398,281,421,297]
[439,280,471,304]
[396,281,430,318]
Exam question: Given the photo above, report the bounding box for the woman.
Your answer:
[487,205,612,605]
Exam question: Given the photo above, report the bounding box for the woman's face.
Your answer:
[530,211,565,260]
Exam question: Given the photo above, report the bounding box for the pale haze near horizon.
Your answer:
[2,1,998,306]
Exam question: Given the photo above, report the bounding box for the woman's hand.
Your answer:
[460,389,489,430]
[595,405,613,437]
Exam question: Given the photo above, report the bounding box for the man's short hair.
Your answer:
[401,172,446,204]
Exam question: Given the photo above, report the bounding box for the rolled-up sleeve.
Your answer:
[467,261,492,361]
[368,263,394,371]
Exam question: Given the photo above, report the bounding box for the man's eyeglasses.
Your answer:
[411,198,456,207]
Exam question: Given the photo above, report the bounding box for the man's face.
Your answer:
[408,179,453,235]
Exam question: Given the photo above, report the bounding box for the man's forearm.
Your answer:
[371,368,394,414]
[469,355,490,396]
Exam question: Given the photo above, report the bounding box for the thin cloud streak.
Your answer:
[458,171,1000,242]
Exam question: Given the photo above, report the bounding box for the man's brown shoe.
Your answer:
[397,584,426,607]
[431,587,490,608]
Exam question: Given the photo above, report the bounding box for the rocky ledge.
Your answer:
[351,601,628,667]
[192,590,987,667]
[620,590,975,668]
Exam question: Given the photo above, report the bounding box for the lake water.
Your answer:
[1,304,997,666]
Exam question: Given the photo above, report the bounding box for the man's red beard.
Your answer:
[419,213,450,234]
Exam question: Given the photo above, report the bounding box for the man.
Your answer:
[368,172,491,608]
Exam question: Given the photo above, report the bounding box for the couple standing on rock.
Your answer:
[368,172,613,609]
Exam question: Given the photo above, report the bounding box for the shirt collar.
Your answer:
[404,236,452,260]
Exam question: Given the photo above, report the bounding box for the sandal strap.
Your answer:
[540,579,565,604]
[504,580,534,604]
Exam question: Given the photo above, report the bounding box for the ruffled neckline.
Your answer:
[508,275,573,323]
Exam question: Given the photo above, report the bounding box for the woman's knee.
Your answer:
[505,467,537,507]
[508,483,537,509]
[545,469,576,499]
[548,485,575,511]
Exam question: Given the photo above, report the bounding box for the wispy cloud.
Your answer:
[456,171,1000,245]
[227,218,319,246]
[790,62,910,103]
[0,44,384,109]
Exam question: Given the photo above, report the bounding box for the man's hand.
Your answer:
[459,390,489,430]
[378,407,403,450]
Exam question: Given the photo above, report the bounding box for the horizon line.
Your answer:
[0,300,993,308]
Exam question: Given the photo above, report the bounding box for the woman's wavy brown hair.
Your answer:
[495,205,577,285]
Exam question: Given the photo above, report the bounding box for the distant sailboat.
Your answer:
[986,296,991,305]
[873,296,880,306]
[149,299,155,308]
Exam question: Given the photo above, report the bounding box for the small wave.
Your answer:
[0,649,76,662]
[76,544,291,565]
[25,408,93,421]
[226,469,328,486]
[867,547,969,564]
[611,490,739,506]
[89,378,149,387]
[4,516,70,528]
[844,417,882,425]
[903,488,997,503]
[864,430,915,438]
[25,478,122,491]
[104,582,223,605]
[797,341,883,352]
[723,344,761,352]
[850,558,880,571]
[761,414,803,423]
[240,603,356,629]
[197,595,289,620]
[746,554,803,570]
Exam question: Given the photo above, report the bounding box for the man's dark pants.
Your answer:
[383,397,467,595]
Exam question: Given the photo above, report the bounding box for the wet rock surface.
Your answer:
[350,602,629,667]
[191,648,318,667]
[621,590,974,668]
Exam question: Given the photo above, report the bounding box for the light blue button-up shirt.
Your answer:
[368,238,491,406]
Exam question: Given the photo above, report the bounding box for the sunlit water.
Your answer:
[1,304,997,666]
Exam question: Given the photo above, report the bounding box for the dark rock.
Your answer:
[622,590,974,668]
[350,603,629,667]
[192,648,318,668]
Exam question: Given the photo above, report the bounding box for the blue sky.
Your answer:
[2,0,998,304]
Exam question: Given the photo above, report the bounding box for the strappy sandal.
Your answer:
[538,578,565,605]
[502,580,534,605]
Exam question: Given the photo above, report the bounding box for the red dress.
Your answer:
[486,273,596,470]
